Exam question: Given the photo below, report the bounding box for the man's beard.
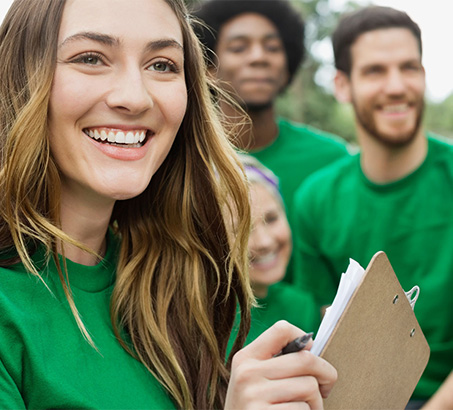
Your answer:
[353,97,425,148]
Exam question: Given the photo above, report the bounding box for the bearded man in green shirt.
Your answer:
[292,6,453,406]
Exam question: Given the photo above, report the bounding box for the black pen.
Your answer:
[274,332,314,357]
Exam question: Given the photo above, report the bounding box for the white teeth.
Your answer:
[115,131,125,143]
[252,252,277,265]
[125,132,135,143]
[85,128,148,146]
[383,104,408,113]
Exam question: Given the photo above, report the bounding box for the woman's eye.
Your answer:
[152,62,169,72]
[264,212,279,225]
[149,60,177,73]
[71,53,104,66]
[83,56,100,65]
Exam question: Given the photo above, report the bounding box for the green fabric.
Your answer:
[292,134,453,400]
[249,118,349,283]
[0,232,175,409]
[227,281,319,356]
[250,117,349,225]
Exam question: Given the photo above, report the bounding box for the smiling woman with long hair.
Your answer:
[0,0,336,409]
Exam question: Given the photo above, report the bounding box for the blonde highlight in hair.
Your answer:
[0,0,253,408]
[0,0,96,343]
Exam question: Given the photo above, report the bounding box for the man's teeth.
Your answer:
[86,129,146,145]
[382,104,409,113]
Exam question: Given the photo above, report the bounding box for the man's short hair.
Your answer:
[192,0,305,87]
[332,6,422,75]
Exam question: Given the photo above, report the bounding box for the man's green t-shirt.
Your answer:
[292,134,453,400]
[250,117,349,224]
[0,233,175,409]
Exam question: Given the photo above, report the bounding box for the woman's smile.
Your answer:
[83,127,149,147]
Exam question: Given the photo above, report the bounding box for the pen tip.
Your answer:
[303,332,314,341]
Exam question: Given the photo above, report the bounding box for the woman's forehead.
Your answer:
[58,0,183,47]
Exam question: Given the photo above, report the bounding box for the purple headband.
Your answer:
[244,164,279,190]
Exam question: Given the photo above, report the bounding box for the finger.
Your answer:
[238,321,307,361]
[266,350,337,393]
[262,376,324,410]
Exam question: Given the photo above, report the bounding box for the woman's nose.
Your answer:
[106,67,153,115]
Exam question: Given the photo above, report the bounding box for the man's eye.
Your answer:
[228,46,246,53]
[227,42,247,53]
[265,42,283,52]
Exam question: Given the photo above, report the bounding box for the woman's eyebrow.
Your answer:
[59,32,120,49]
[58,32,183,53]
[144,38,183,53]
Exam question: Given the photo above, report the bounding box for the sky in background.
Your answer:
[0,0,451,101]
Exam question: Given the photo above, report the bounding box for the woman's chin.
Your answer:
[99,180,151,202]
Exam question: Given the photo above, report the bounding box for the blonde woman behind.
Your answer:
[228,155,319,354]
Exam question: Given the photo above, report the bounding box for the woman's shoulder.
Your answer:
[0,256,58,319]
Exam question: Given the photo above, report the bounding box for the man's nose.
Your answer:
[383,69,407,95]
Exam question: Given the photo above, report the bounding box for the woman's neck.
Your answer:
[58,186,114,266]
[253,283,269,299]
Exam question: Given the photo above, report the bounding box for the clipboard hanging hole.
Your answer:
[410,328,416,337]
[405,286,420,311]
[393,295,399,304]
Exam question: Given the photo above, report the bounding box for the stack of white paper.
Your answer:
[311,259,365,356]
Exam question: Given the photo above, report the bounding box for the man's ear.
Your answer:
[334,70,352,103]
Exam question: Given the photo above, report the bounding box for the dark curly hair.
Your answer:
[333,6,422,76]
[192,0,305,87]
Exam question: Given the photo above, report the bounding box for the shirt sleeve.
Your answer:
[0,355,25,409]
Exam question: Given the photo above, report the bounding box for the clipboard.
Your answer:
[320,251,430,410]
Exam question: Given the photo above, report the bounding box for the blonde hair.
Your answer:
[0,0,253,409]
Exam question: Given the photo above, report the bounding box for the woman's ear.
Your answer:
[334,70,352,104]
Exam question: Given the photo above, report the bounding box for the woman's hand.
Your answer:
[422,371,453,410]
[225,321,337,409]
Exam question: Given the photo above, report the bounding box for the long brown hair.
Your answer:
[0,0,253,408]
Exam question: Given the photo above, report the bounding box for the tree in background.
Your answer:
[276,0,359,143]
[425,96,453,139]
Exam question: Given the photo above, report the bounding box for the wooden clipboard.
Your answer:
[321,251,430,410]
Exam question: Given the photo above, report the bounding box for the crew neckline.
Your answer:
[30,229,119,293]
[358,137,433,192]
[61,230,118,292]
